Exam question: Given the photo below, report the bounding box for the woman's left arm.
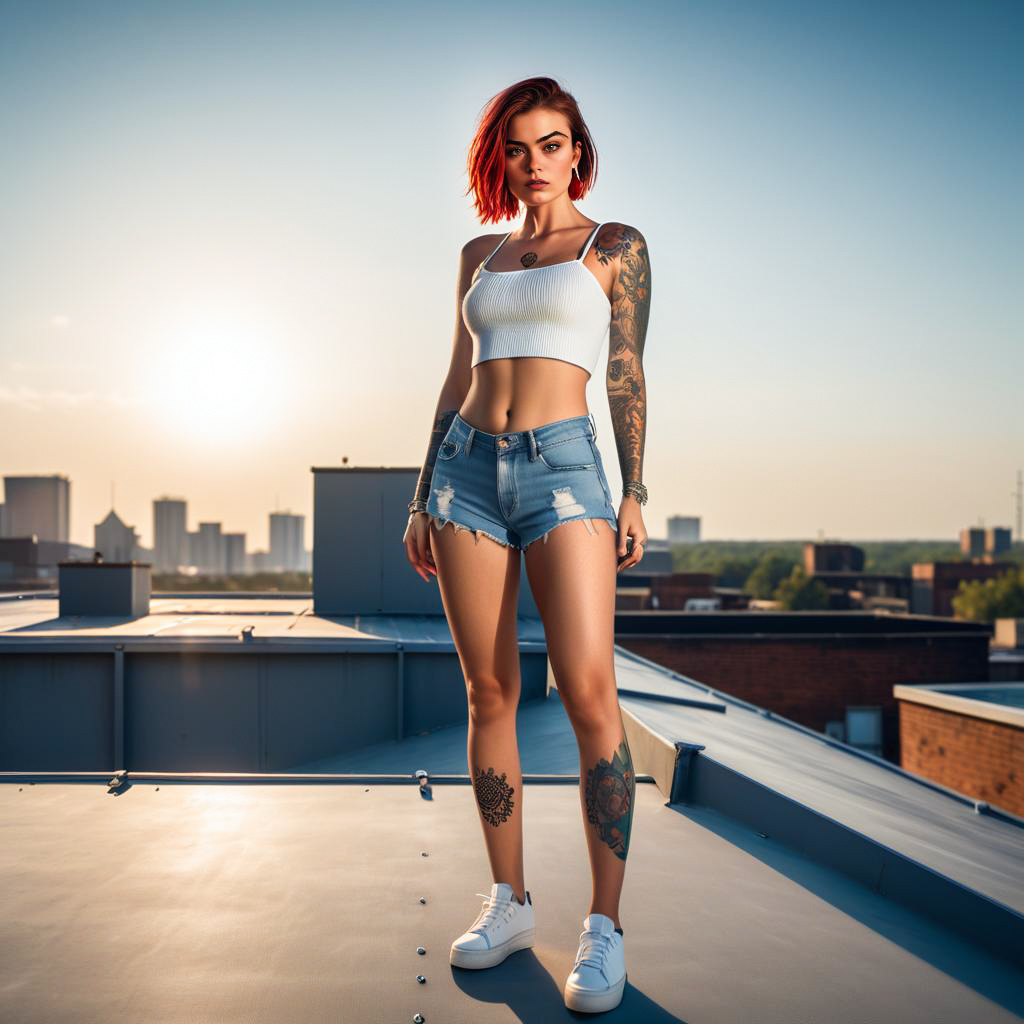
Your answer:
[597,223,650,570]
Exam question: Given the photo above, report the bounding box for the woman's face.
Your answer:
[504,108,581,206]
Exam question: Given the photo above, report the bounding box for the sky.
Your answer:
[0,0,1021,549]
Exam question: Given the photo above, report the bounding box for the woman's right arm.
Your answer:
[404,236,493,579]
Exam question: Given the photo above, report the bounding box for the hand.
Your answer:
[403,512,437,582]
[616,497,648,572]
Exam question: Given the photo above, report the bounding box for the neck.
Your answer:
[518,198,590,239]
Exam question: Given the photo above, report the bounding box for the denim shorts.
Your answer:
[426,411,620,551]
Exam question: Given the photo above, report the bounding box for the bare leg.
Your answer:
[430,520,527,904]
[524,517,633,928]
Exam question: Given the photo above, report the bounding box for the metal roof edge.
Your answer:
[0,770,659,786]
[613,643,1024,829]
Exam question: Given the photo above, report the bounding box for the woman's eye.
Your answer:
[545,143,560,151]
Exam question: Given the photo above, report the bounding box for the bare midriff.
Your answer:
[458,357,591,434]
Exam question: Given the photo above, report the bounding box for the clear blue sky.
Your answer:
[1,0,1020,548]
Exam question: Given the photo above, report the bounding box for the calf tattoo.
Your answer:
[584,738,636,861]
[474,766,515,827]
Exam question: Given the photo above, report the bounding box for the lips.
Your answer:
[527,179,548,186]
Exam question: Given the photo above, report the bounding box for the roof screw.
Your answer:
[416,975,426,984]
[419,896,427,904]
[416,946,426,955]
[413,1014,426,1023]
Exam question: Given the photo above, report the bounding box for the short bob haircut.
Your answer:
[466,76,598,224]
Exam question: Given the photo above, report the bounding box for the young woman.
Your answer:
[403,76,650,1015]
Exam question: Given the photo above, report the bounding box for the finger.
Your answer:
[621,544,644,570]
[420,526,438,576]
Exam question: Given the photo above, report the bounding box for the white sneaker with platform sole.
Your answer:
[563,912,627,1013]
[449,882,535,969]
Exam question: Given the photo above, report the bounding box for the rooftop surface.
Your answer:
[3,780,1023,1024]
[2,592,1023,1020]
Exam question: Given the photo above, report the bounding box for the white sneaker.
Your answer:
[563,912,627,1013]
[449,882,535,969]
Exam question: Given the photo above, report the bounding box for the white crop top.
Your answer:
[462,222,611,376]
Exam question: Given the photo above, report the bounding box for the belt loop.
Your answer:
[588,412,597,440]
[527,428,537,461]
[465,426,475,456]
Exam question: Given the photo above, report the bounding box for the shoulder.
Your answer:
[461,231,507,261]
[593,222,649,266]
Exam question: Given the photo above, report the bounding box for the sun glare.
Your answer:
[148,316,290,446]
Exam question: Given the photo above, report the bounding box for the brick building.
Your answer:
[895,682,1024,816]
[614,611,991,763]
[911,560,1016,617]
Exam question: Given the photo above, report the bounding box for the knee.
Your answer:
[559,675,619,734]
[466,673,519,723]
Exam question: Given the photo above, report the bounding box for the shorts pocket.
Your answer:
[536,435,597,471]
[437,438,460,460]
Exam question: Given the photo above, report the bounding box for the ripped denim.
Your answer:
[425,411,619,552]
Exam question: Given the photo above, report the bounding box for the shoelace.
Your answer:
[470,892,516,933]
[574,929,614,971]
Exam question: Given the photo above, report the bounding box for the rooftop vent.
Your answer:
[57,559,151,618]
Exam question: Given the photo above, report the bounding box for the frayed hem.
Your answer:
[520,515,618,552]
[429,514,520,551]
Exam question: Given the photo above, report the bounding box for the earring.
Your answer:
[572,165,580,178]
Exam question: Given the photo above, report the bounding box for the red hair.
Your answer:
[466,76,599,224]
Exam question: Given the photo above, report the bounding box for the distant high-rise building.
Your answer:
[195,522,227,575]
[959,527,986,558]
[224,532,247,574]
[2,475,70,542]
[270,512,305,571]
[95,510,140,562]
[986,527,1012,557]
[667,516,701,544]
[154,498,188,572]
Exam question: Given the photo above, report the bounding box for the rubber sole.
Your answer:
[449,926,536,969]
[563,971,627,1013]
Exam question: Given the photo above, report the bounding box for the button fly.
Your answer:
[498,438,509,448]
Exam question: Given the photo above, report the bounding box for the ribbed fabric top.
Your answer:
[463,223,610,376]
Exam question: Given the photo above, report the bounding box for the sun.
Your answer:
[148,314,290,446]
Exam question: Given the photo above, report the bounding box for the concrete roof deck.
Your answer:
[2,591,1023,1020]
[2,779,1022,1024]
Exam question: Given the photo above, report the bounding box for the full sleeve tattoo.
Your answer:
[411,407,458,510]
[595,224,650,489]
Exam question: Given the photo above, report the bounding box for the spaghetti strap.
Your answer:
[578,222,602,261]
[481,231,513,271]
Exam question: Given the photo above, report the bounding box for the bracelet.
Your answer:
[623,481,648,505]
[407,498,429,516]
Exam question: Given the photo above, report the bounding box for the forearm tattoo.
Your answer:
[474,765,516,827]
[595,225,649,486]
[584,737,635,861]
[412,407,458,506]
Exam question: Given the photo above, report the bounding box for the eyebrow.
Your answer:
[505,130,569,146]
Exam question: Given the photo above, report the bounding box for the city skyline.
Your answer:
[2,0,1021,545]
